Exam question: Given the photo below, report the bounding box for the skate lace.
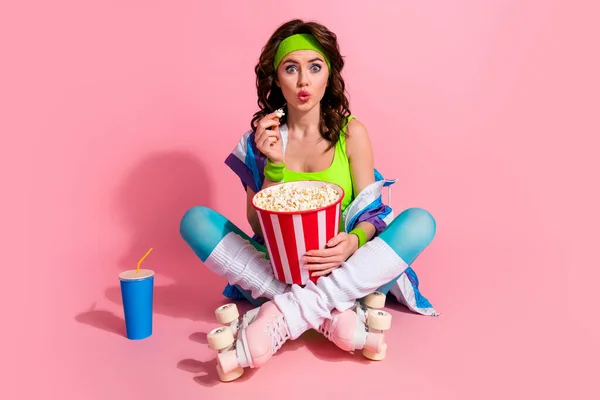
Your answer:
[317,317,334,340]
[266,316,291,352]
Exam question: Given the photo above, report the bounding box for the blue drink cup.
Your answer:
[119,269,154,340]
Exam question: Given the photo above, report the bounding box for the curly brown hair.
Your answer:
[250,19,351,150]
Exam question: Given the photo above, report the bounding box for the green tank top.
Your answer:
[283,116,355,212]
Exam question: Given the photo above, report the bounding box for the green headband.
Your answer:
[273,33,331,71]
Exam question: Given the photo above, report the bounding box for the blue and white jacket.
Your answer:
[222,124,438,316]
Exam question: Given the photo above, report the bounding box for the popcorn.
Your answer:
[254,182,340,212]
[275,108,285,118]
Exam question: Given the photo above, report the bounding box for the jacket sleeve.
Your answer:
[352,202,393,236]
[224,130,266,193]
[343,171,396,237]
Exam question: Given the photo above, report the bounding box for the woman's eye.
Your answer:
[311,64,322,72]
[285,65,298,73]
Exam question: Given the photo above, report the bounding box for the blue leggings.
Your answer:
[180,206,436,304]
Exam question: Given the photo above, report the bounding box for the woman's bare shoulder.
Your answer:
[345,117,373,158]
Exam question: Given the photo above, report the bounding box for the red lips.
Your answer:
[298,90,310,102]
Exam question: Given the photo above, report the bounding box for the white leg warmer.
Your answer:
[204,232,289,300]
[273,237,408,339]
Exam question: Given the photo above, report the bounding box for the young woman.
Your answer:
[180,19,437,378]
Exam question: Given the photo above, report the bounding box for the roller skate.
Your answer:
[317,291,391,359]
[317,306,385,355]
[207,301,291,382]
[356,291,392,360]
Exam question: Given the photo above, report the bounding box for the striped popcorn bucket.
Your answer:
[252,181,344,286]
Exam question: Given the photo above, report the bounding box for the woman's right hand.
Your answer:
[254,112,284,164]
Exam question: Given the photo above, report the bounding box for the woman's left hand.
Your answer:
[301,232,359,277]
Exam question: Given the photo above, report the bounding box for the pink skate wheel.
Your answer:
[363,342,387,361]
[215,303,239,325]
[207,326,235,351]
[217,350,240,375]
[367,310,392,331]
[216,363,244,382]
[364,291,386,309]
[364,332,384,354]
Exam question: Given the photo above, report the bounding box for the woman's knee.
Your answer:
[380,207,436,264]
[180,205,212,238]
[398,207,436,246]
[180,205,225,262]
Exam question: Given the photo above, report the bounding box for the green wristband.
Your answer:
[349,227,367,248]
[264,159,285,182]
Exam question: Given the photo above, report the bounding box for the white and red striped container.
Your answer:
[252,181,344,286]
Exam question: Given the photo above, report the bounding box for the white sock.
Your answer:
[273,237,408,339]
[205,232,289,300]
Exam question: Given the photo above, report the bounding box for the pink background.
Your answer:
[2,0,598,399]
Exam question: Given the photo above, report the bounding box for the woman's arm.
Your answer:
[345,118,377,243]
